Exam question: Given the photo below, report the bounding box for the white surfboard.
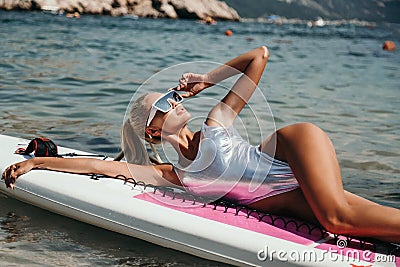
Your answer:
[0,134,398,267]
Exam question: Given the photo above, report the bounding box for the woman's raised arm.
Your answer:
[2,157,181,189]
[176,46,269,127]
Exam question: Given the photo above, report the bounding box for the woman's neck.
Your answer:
[165,125,200,166]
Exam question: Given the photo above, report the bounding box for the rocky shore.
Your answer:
[0,0,240,20]
[225,0,400,24]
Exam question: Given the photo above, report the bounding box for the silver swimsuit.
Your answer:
[174,123,300,205]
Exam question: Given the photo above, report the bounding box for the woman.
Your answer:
[2,47,400,243]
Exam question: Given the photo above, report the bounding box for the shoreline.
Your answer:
[0,0,240,21]
[1,8,382,29]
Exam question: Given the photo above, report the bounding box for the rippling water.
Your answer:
[0,10,399,266]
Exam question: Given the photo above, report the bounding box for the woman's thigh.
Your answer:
[248,188,319,224]
[257,123,348,225]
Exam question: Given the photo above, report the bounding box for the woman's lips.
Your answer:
[176,106,185,115]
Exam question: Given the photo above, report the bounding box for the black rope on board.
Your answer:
[258,212,274,222]
[284,219,298,229]
[90,174,100,180]
[295,222,314,235]
[359,239,366,249]
[79,171,398,254]
[225,202,237,213]
[60,152,109,160]
[161,187,174,198]
[235,206,248,216]
[15,137,111,160]
[246,209,256,219]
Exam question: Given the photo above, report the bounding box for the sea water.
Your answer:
[0,10,399,266]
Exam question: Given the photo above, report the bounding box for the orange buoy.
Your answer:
[383,40,396,51]
[225,29,232,36]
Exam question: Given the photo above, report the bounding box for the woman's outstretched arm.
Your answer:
[2,157,181,189]
[176,46,269,127]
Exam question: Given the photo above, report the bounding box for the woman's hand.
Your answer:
[1,159,35,189]
[172,73,211,98]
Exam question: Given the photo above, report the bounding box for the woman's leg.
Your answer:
[249,189,387,230]
[248,188,319,225]
[256,122,400,243]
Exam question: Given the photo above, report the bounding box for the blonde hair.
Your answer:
[129,93,150,140]
[128,93,162,145]
[121,93,164,165]
[121,118,150,165]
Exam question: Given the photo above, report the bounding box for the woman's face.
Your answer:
[145,93,191,137]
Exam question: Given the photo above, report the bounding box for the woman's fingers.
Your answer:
[179,76,187,85]
[169,84,186,92]
[2,165,13,180]
[170,73,205,97]
[2,164,20,189]
[7,173,16,189]
[5,166,14,188]
[179,75,189,89]
[168,85,179,92]
[2,169,12,189]
[180,91,193,98]
[182,73,204,84]
[181,73,205,86]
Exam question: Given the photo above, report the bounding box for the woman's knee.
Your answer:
[275,122,329,157]
[317,204,356,234]
[277,122,325,142]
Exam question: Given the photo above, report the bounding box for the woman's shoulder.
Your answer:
[154,163,182,187]
[202,121,235,134]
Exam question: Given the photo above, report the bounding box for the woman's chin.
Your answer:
[184,112,191,121]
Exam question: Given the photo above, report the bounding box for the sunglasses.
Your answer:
[146,91,183,127]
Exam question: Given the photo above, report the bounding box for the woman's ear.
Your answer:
[145,127,161,138]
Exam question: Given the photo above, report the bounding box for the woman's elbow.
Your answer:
[90,159,107,174]
[91,159,125,177]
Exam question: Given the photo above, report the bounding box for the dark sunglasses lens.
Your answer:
[172,92,182,102]
[154,91,182,112]
[155,99,171,112]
